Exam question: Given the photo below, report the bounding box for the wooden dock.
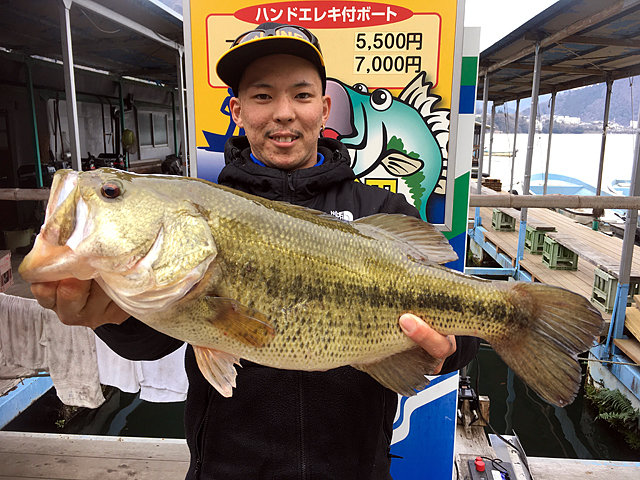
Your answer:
[0,431,189,479]
[2,428,638,479]
[472,205,640,312]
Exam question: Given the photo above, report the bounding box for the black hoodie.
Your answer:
[96,137,479,479]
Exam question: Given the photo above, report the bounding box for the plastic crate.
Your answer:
[524,226,546,255]
[541,237,578,270]
[590,267,640,313]
[491,209,515,231]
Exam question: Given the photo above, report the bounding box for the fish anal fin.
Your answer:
[353,347,440,396]
[380,150,424,176]
[354,214,457,264]
[204,296,275,348]
[193,346,241,398]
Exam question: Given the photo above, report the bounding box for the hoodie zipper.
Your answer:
[298,371,307,479]
[193,390,212,479]
[287,172,295,195]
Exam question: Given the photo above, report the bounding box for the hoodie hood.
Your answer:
[219,136,356,202]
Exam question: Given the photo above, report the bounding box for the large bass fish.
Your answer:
[19,168,603,407]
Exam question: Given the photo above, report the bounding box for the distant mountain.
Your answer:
[476,75,639,133]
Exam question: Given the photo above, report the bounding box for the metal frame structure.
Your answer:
[55,0,188,172]
[470,0,640,402]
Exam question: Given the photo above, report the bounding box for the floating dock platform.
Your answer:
[1,427,639,479]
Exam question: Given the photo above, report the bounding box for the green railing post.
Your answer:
[26,60,43,188]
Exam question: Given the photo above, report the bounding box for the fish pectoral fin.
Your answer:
[380,150,424,177]
[193,346,241,397]
[204,296,275,348]
[352,347,440,396]
[354,214,458,264]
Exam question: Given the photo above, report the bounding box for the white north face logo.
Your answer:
[331,210,354,221]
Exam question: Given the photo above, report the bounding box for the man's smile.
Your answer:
[269,131,301,145]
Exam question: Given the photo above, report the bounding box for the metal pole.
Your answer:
[118,80,128,170]
[473,74,489,229]
[476,73,489,194]
[487,103,496,176]
[25,61,43,188]
[509,99,520,192]
[59,0,81,171]
[596,78,613,197]
[100,98,107,153]
[522,42,542,206]
[543,91,556,195]
[517,41,543,264]
[177,49,189,175]
[171,91,178,155]
[609,99,640,348]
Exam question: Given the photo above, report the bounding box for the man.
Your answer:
[31,23,479,479]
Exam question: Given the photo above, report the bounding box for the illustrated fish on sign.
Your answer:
[323,72,449,221]
[19,169,603,407]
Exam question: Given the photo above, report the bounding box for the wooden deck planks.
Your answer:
[476,207,598,301]
[0,432,189,480]
[473,206,640,316]
[527,457,640,480]
[3,429,639,480]
[613,338,640,365]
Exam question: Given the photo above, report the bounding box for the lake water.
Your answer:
[483,133,637,193]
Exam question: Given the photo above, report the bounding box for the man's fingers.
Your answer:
[54,278,94,324]
[30,278,127,329]
[104,300,130,325]
[31,281,59,309]
[399,314,456,360]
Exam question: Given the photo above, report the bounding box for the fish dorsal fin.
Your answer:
[193,346,241,397]
[204,296,275,348]
[380,150,424,177]
[354,214,457,264]
[352,347,441,396]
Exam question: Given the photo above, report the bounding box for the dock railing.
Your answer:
[4,188,640,210]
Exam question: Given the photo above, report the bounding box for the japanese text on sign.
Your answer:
[353,31,424,75]
[254,5,398,24]
[355,31,422,51]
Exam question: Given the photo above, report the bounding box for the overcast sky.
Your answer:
[464,0,558,50]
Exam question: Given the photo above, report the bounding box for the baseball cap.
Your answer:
[216,22,326,96]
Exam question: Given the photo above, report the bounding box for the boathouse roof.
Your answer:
[0,0,183,86]
[477,0,640,103]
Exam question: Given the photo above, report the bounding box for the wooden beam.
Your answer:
[480,0,640,76]
[613,338,640,365]
[469,193,640,209]
[563,34,640,47]
[0,188,50,201]
[507,62,606,75]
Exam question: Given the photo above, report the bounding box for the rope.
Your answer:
[80,8,121,34]
[555,42,605,72]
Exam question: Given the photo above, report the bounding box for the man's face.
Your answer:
[230,54,331,171]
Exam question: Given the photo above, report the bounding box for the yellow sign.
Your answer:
[186,0,460,223]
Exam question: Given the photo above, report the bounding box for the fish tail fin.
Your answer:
[492,282,603,407]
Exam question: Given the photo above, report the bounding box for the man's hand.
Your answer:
[31,278,129,330]
[399,313,456,374]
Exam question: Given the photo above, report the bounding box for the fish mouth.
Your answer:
[19,170,96,282]
[324,80,355,140]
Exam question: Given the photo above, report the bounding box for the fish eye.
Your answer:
[100,181,122,199]
[370,89,393,111]
[353,83,368,94]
